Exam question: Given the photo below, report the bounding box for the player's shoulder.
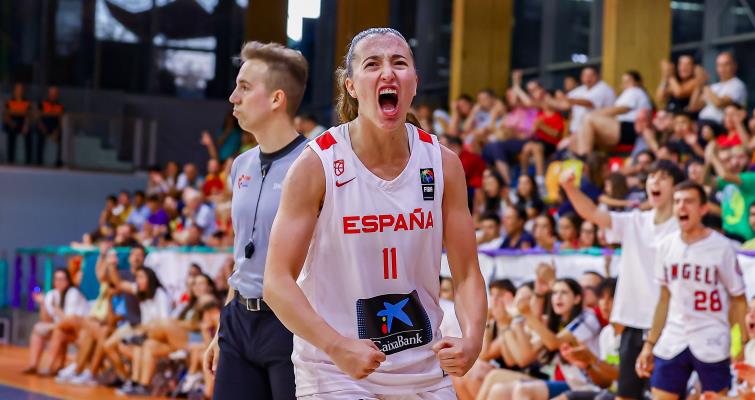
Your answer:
[310,124,347,152]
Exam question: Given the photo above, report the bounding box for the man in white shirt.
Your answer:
[477,212,504,250]
[695,52,747,131]
[548,66,616,137]
[636,181,748,399]
[560,160,685,400]
[295,113,326,139]
[571,71,651,157]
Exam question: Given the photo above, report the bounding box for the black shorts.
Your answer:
[619,121,637,146]
[617,326,649,399]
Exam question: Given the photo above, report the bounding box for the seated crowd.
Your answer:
[21,50,755,398]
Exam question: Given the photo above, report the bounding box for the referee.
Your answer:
[203,41,309,400]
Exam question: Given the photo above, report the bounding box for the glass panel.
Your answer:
[552,0,593,63]
[720,0,755,36]
[511,0,543,69]
[671,0,704,44]
[65,113,154,172]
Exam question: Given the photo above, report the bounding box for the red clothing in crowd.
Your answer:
[459,149,486,189]
[717,131,743,148]
[534,110,565,145]
[203,175,225,196]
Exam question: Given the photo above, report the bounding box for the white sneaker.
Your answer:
[169,349,188,361]
[69,369,97,386]
[180,372,202,394]
[54,363,78,383]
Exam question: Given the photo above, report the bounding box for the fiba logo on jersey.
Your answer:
[334,159,345,176]
[356,291,432,355]
[420,168,435,201]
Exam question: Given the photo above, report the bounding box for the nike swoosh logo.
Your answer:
[335,177,356,187]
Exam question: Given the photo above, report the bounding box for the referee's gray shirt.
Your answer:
[228,135,308,299]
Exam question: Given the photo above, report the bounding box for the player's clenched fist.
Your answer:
[635,343,655,378]
[326,338,386,380]
[432,337,479,377]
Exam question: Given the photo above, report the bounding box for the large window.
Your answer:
[552,0,594,63]
[511,0,543,70]
[671,0,704,45]
[719,0,755,36]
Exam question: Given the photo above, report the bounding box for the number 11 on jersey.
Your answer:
[383,247,397,279]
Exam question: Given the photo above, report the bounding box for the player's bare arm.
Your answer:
[636,286,670,378]
[432,145,486,377]
[559,169,613,229]
[264,149,386,380]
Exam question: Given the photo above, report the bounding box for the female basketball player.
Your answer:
[263,28,486,399]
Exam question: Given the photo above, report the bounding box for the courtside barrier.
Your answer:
[7,247,755,310]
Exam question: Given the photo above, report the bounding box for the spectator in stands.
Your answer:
[212,111,242,161]
[578,220,599,249]
[579,271,604,314]
[533,213,558,252]
[448,94,474,137]
[146,165,170,196]
[482,278,602,400]
[112,190,133,226]
[474,167,510,223]
[415,104,434,133]
[742,204,755,250]
[514,174,545,225]
[599,172,633,211]
[478,212,504,250]
[443,135,486,209]
[164,161,180,192]
[3,82,32,164]
[24,268,89,375]
[465,88,506,144]
[560,159,685,399]
[455,279,518,400]
[707,142,755,242]
[36,85,65,166]
[176,163,203,192]
[181,188,216,240]
[107,267,172,395]
[718,103,751,149]
[656,55,704,114]
[113,224,139,247]
[98,194,118,229]
[180,298,220,398]
[202,158,226,197]
[521,91,566,192]
[500,206,535,250]
[126,273,218,396]
[572,70,652,157]
[559,153,608,216]
[295,113,326,139]
[547,66,616,143]
[668,112,705,161]
[145,194,169,228]
[555,278,620,400]
[692,52,747,134]
[557,212,582,250]
[213,256,233,299]
[126,191,150,230]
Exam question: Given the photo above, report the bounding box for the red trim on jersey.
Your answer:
[315,131,336,150]
[417,128,433,144]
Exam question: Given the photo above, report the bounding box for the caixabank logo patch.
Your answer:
[356,290,432,355]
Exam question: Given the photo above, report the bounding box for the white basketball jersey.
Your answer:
[653,230,745,363]
[292,123,451,396]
